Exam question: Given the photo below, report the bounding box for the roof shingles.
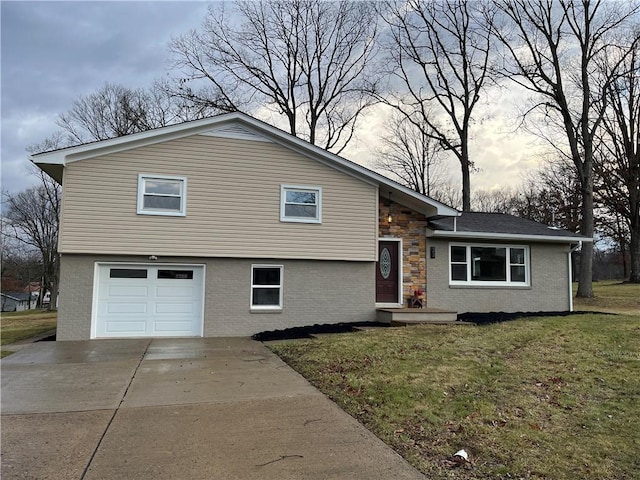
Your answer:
[429,212,588,240]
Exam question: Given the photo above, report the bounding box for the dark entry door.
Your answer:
[376,240,399,303]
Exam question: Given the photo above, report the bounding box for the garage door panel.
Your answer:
[155,286,199,297]
[154,303,195,314]
[105,320,147,333]
[94,264,204,338]
[108,286,149,297]
[107,303,148,314]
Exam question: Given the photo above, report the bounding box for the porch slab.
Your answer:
[376,307,462,325]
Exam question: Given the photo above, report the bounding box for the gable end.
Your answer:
[199,124,272,143]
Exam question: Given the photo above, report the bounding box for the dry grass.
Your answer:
[1,310,57,358]
[574,280,640,315]
[270,294,640,479]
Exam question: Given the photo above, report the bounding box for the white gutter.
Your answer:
[568,242,582,312]
[429,229,593,244]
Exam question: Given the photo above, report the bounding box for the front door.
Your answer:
[376,240,399,304]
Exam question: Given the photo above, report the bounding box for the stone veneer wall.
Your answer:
[378,198,428,306]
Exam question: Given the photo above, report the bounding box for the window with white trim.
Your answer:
[280,185,322,223]
[137,174,186,216]
[449,244,529,286]
[251,265,283,310]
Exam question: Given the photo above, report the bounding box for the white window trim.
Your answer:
[280,185,322,224]
[250,264,284,311]
[449,243,530,287]
[137,174,187,216]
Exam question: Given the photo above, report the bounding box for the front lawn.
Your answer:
[573,280,640,314]
[270,313,640,479]
[1,310,57,358]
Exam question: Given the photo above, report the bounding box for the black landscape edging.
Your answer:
[458,310,614,325]
[253,321,387,341]
[254,311,613,340]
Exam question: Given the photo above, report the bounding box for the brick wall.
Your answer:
[378,199,428,306]
[57,254,376,340]
[426,238,572,312]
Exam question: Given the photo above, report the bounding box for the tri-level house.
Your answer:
[32,112,591,340]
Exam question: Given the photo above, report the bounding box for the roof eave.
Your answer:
[428,229,592,243]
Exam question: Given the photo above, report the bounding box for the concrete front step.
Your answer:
[376,308,462,325]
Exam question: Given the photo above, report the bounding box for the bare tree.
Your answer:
[471,189,519,213]
[595,31,640,282]
[52,81,214,146]
[169,0,380,153]
[0,226,41,294]
[430,181,463,210]
[2,169,61,310]
[375,112,446,196]
[517,159,583,231]
[378,0,495,211]
[492,0,639,297]
[58,82,155,143]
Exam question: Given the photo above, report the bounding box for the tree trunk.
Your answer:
[461,144,471,211]
[629,219,640,283]
[620,241,629,280]
[576,183,594,297]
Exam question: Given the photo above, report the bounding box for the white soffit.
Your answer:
[199,124,272,142]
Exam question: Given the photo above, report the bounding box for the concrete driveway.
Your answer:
[1,337,424,479]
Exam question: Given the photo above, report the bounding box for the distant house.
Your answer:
[32,112,591,340]
[1,292,35,312]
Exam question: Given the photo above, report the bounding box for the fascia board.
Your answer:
[29,114,249,165]
[429,229,593,243]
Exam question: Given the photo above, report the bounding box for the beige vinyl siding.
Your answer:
[59,135,378,261]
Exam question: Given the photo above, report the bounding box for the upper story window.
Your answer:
[280,185,322,223]
[449,243,530,287]
[137,174,186,216]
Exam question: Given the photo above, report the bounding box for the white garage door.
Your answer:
[93,264,204,338]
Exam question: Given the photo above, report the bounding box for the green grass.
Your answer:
[270,284,640,479]
[1,310,57,358]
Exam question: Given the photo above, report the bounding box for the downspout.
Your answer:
[568,242,581,312]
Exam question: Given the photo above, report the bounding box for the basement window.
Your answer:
[251,265,283,310]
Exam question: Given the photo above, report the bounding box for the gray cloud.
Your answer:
[1,1,546,201]
[1,1,208,194]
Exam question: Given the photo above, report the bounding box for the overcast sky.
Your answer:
[1,1,543,198]
[1,1,209,194]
